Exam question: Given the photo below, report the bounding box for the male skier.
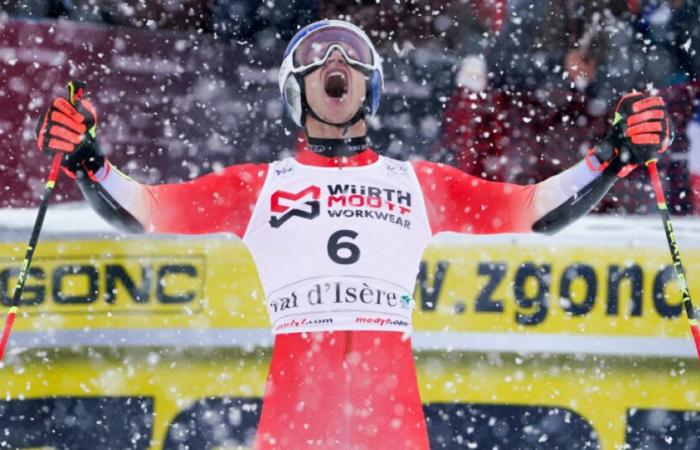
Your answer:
[36,19,673,450]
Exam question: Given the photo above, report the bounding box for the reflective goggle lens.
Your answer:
[294,27,373,68]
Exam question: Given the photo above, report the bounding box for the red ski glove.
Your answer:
[587,92,674,177]
[35,96,104,177]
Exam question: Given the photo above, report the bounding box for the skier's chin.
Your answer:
[316,95,357,124]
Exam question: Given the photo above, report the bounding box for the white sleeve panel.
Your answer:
[92,162,154,225]
[532,159,602,219]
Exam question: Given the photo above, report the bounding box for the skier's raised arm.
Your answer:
[415,92,674,236]
[35,96,268,237]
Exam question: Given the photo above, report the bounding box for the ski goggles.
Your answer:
[292,26,375,74]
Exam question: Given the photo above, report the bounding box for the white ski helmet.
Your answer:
[278,19,384,128]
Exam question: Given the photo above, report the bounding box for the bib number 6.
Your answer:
[327,230,360,265]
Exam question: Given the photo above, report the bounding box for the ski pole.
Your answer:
[646,160,700,362]
[0,80,86,361]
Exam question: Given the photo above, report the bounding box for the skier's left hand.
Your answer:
[588,92,674,177]
[614,92,674,163]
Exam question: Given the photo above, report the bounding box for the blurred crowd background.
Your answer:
[1,0,700,217]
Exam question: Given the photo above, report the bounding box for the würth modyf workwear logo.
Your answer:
[269,186,321,228]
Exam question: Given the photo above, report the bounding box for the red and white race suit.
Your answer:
[81,139,605,449]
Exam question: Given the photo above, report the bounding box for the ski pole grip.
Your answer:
[67,80,87,106]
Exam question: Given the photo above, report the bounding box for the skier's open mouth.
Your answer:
[324,71,348,98]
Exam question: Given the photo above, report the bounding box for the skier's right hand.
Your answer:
[35,97,104,177]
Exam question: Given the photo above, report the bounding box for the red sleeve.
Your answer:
[143,163,268,237]
[412,160,537,235]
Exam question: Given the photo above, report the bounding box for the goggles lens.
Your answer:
[294,27,373,68]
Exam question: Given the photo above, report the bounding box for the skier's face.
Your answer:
[303,49,367,125]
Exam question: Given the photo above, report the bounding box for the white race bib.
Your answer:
[243,156,432,334]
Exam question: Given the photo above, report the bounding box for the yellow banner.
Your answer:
[0,238,268,331]
[413,242,698,338]
[1,237,696,349]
